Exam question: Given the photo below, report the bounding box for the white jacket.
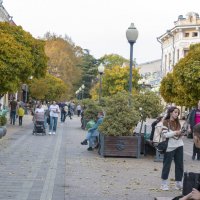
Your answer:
[162,125,184,152]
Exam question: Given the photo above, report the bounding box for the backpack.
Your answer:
[152,121,164,144]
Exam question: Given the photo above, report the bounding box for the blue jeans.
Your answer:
[49,116,58,132]
[10,111,16,125]
[86,130,99,147]
[61,111,66,122]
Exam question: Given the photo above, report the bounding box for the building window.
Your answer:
[184,32,189,37]
[184,49,189,57]
[164,55,167,73]
[177,49,179,62]
[169,53,171,70]
[192,32,198,37]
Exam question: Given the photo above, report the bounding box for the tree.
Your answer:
[159,72,176,103]
[77,51,100,98]
[100,54,129,68]
[44,33,82,98]
[160,43,200,107]
[29,73,67,101]
[90,65,141,99]
[0,22,48,95]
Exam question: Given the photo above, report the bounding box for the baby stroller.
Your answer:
[33,112,46,136]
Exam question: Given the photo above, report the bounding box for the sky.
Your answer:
[3,0,200,64]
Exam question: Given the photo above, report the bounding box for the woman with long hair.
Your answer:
[160,106,184,191]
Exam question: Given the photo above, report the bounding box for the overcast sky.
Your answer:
[3,0,200,64]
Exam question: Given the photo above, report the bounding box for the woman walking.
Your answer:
[160,106,184,191]
[49,101,60,135]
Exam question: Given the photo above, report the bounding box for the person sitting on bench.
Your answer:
[81,111,104,151]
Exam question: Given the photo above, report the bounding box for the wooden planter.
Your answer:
[0,126,7,139]
[99,133,141,158]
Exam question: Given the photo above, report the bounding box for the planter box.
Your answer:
[0,126,7,139]
[99,133,141,158]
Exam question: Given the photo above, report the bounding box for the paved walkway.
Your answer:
[0,115,199,200]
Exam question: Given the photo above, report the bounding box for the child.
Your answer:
[17,105,25,126]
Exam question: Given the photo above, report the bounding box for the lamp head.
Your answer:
[126,23,138,43]
[98,63,105,74]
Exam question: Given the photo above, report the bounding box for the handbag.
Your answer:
[156,138,169,154]
[155,122,169,154]
[182,172,200,196]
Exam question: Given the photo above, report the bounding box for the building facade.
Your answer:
[138,59,162,89]
[0,1,14,23]
[157,12,200,75]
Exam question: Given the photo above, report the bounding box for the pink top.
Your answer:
[195,109,200,125]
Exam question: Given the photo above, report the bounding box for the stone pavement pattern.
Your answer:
[0,115,199,200]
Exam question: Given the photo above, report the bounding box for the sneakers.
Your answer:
[49,132,52,135]
[175,182,183,190]
[160,184,169,191]
[81,140,88,145]
[87,147,93,151]
[52,132,56,135]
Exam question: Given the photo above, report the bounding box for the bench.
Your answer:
[145,139,163,162]
[134,122,164,161]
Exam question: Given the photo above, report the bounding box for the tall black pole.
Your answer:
[129,42,134,94]
[25,84,28,103]
[99,73,102,103]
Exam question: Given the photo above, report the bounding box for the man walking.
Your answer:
[188,100,200,160]
[9,97,18,125]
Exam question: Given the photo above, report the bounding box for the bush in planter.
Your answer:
[0,115,7,138]
[132,91,164,121]
[84,102,102,121]
[0,115,7,126]
[80,99,102,129]
[99,91,140,136]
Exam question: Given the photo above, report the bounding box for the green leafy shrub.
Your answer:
[0,115,7,126]
[83,100,102,121]
[132,91,164,120]
[99,92,140,136]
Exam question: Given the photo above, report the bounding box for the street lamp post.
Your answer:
[25,85,28,103]
[126,23,138,94]
[81,84,85,99]
[75,90,78,99]
[78,88,81,100]
[98,63,105,103]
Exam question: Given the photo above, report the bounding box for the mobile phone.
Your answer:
[181,128,187,136]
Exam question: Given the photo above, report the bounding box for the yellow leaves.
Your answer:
[0,22,47,94]
[45,36,82,97]
[29,73,67,101]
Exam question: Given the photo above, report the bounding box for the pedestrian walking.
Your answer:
[41,101,48,128]
[49,101,60,135]
[76,104,82,117]
[160,106,184,191]
[188,99,200,160]
[60,102,68,123]
[17,105,25,126]
[9,97,18,125]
